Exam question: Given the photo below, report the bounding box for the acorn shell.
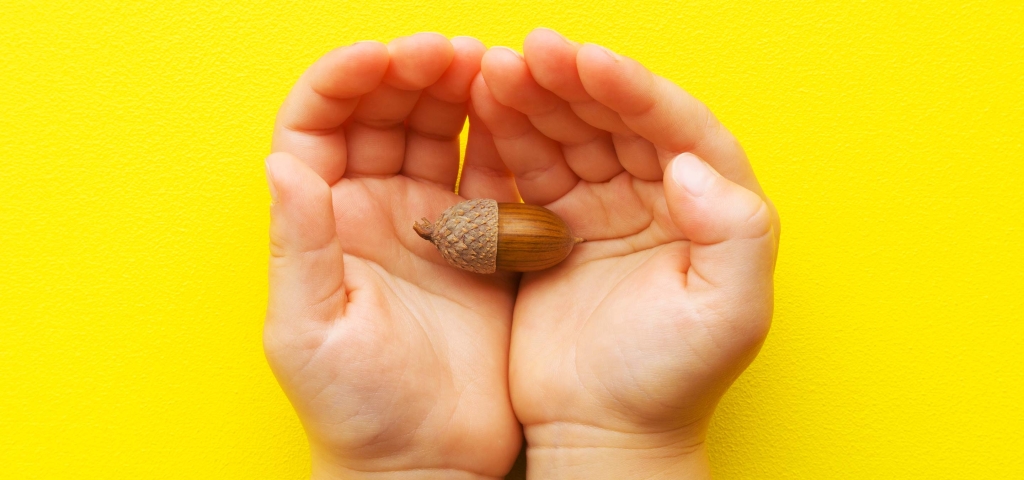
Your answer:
[495,203,581,272]
[413,199,582,274]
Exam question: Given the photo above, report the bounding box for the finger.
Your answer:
[458,106,521,203]
[402,36,486,189]
[469,73,578,205]
[522,28,590,102]
[577,44,764,197]
[272,42,390,184]
[424,36,487,103]
[524,29,656,181]
[612,133,662,181]
[265,152,346,333]
[568,99,632,134]
[383,33,456,90]
[482,47,622,183]
[520,29,634,136]
[345,33,454,177]
[663,153,775,293]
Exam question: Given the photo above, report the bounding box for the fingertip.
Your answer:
[264,152,293,201]
[523,29,590,102]
[452,37,486,77]
[668,152,717,197]
[265,152,331,206]
[576,43,621,99]
[389,31,453,52]
[267,154,337,259]
[308,41,390,99]
[528,27,579,47]
[577,44,656,115]
[577,43,622,67]
[481,46,524,78]
[425,36,486,103]
[264,155,281,202]
[481,46,562,114]
[469,71,489,99]
[469,73,503,117]
[468,71,533,138]
[469,73,502,117]
[350,39,391,57]
[491,45,523,57]
[385,33,455,90]
[664,153,772,244]
[451,35,487,55]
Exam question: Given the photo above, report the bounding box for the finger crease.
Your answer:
[353,119,406,130]
[525,101,562,117]
[409,129,460,142]
[461,163,513,180]
[491,127,538,142]
[405,175,455,191]
[516,161,563,182]
[282,123,344,137]
[555,130,608,148]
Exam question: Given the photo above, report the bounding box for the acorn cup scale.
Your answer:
[413,199,584,274]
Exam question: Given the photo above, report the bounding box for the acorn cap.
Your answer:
[413,198,499,274]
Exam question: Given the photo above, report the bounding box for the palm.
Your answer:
[469,29,779,445]
[510,178,743,432]
[320,177,519,461]
[264,35,522,477]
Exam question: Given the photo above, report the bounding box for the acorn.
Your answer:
[413,199,584,274]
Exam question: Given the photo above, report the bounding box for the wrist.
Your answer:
[522,422,711,480]
[311,450,503,480]
[312,463,502,480]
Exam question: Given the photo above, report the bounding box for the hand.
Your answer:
[263,34,523,480]
[471,29,780,478]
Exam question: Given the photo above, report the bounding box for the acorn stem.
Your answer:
[413,218,434,241]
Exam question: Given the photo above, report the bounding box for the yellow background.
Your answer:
[2,1,1022,478]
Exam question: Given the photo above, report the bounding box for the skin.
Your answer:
[264,29,779,480]
[264,34,522,479]
[471,29,780,479]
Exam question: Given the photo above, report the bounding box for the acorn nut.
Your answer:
[413,199,584,274]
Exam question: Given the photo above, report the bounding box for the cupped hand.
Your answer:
[263,34,522,480]
[471,29,780,477]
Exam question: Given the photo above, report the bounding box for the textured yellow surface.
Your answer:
[2,1,1022,478]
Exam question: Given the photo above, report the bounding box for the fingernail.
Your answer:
[591,43,621,61]
[671,153,714,196]
[264,157,279,203]
[492,46,523,59]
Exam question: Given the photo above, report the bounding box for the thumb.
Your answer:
[265,152,346,330]
[663,153,776,291]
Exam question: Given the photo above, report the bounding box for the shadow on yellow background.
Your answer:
[1,1,1022,478]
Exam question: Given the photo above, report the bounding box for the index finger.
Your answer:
[272,41,390,184]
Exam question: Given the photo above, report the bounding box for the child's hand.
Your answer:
[471,29,780,478]
[263,34,522,479]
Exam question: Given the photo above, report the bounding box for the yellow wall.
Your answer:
[2,1,1022,478]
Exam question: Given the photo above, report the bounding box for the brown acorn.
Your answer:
[413,199,584,274]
